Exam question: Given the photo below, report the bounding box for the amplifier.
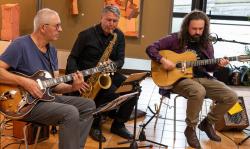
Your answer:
[215,96,249,131]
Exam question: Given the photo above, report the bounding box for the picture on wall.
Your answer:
[104,0,143,38]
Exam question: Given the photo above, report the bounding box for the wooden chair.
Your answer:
[0,115,48,149]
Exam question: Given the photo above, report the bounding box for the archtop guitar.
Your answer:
[0,62,116,119]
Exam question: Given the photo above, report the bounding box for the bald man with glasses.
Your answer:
[0,8,95,149]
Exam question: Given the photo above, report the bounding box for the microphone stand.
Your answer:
[211,33,250,45]
[217,38,250,45]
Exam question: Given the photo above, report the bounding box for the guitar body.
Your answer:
[0,70,54,119]
[0,84,35,119]
[151,50,197,87]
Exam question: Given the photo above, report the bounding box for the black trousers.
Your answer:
[93,72,137,127]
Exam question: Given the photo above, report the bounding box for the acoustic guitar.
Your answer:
[151,50,250,87]
[0,62,116,119]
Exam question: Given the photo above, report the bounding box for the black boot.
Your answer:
[198,117,221,142]
[89,127,106,142]
[89,117,106,142]
[184,126,201,149]
[110,120,133,139]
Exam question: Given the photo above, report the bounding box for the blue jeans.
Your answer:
[23,95,95,149]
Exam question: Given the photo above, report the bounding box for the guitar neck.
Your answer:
[185,56,238,67]
[42,67,101,88]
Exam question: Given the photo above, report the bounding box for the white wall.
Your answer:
[57,49,151,71]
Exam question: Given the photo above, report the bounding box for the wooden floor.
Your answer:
[1,77,250,149]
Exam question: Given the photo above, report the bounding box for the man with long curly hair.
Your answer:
[146,10,238,148]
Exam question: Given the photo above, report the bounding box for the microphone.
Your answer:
[209,33,250,45]
[208,33,223,44]
[208,35,217,42]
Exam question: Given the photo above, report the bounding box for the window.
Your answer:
[172,0,250,66]
[173,0,192,13]
[210,19,250,66]
[207,0,250,17]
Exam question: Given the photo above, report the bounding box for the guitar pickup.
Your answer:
[176,63,182,68]
[0,90,17,100]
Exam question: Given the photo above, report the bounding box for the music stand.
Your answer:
[105,72,152,149]
[92,92,139,149]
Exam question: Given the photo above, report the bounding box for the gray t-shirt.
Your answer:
[0,35,58,76]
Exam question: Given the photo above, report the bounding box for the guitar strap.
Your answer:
[188,41,211,78]
[43,44,54,78]
[47,50,55,78]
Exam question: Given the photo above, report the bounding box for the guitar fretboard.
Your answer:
[42,67,102,88]
[177,56,238,68]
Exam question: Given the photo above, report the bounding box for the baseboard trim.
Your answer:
[119,69,150,75]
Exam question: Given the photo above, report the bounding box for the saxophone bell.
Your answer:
[98,74,112,89]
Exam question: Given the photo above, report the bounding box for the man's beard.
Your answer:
[189,35,201,42]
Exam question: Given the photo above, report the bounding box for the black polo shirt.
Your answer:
[66,24,125,74]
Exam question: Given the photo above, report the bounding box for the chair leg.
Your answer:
[23,124,29,149]
[154,96,164,128]
[174,95,185,140]
[22,123,43,149]
[174,95,178,141]
[33,126,41,149]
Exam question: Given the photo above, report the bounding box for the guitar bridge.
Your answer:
[0,90,17,100]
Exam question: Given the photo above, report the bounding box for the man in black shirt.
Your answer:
[66,5,136,142]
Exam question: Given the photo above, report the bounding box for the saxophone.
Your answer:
[81,33,117,100]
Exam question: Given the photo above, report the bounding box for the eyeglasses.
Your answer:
[44,23,62,30]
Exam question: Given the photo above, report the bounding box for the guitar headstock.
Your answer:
[238,55,250,62]
[99,61,117,74]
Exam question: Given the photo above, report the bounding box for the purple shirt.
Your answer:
[146,32,216,72]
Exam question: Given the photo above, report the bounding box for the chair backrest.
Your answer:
[0,40,10,55]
